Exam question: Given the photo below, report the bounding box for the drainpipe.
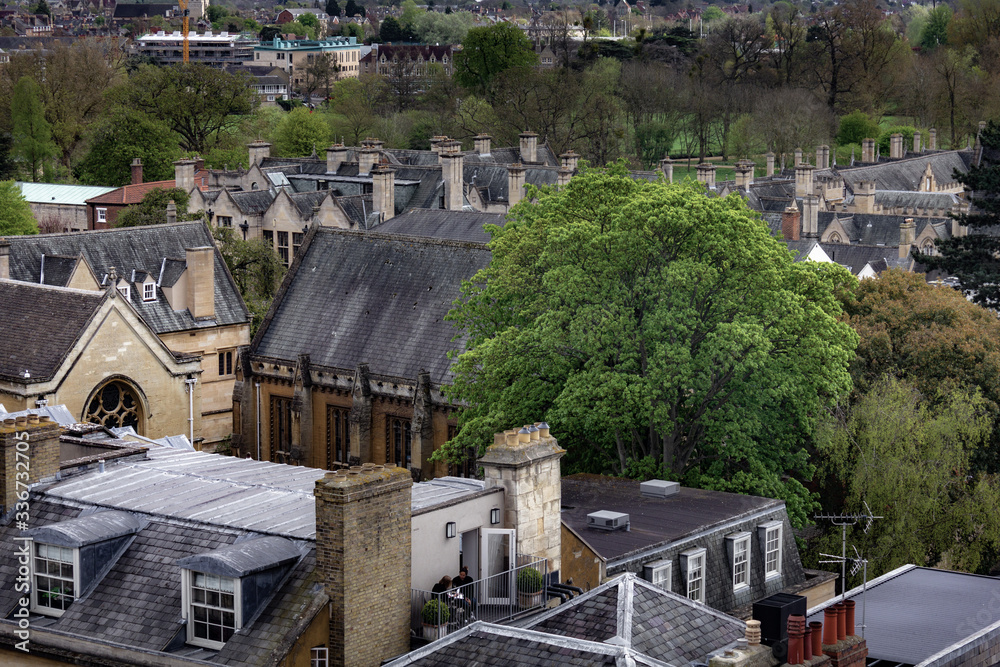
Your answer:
[185,375,197,446]
[255,381,261,461]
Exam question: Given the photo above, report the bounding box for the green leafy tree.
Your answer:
[115,188,190,228]
[213,227,286,336]
[33,0,51,17]
[400,0,421,26]
[281,20,318,39]
[76,108,180,186]
[299,12,319,29]
[206,5,228,22]
[344,0,362,17]
[260,25,282,41]
[273,107,332,156]
[113,64,259,154]
[815,376,1000,579]
[380,15,405,41]
[836,110,881,146]
[442,165,858,522]
[454,22,538,93]
[920,4,951,50]
[327,0,341,16]
[0,180,39,235]
[917,121,1000,308]
[10,77,57,183]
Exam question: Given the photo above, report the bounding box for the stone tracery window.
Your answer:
[85,379,143,433]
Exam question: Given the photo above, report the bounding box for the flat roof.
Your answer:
[18,182,116,206]
[137,30,258,43]
[411,476,490,513]
[807,565,1000,666]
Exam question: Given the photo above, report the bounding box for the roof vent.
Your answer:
[640,479,680,499]
[587,510,630,531]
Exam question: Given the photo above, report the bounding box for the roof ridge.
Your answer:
[316,225,490,251]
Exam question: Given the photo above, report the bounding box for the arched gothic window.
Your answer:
[85,379,144,434]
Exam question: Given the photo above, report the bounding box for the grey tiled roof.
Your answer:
[839,150,973,192]
[253,229,491,385]
[870,190,961,210]
[5,222,249,334]
[231,189,275,214]
[819,243,896,275]
[0,281,104,382]
[39,254,78,286]
[375,209,504,244]
[529,588,619,641]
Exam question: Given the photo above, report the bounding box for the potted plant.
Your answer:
[421,599,450,640]
[517,567,544,608]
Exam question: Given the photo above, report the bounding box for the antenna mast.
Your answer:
[813,501,881,602]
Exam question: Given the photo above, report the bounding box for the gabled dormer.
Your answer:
[156,248,215,320]
[132,270,157,302]
[26,510,143,617]
[175,536,302,649]
[38,254,101,291]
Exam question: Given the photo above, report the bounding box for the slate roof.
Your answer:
[464,163,561,204]
[336,193,376,227]
[807,565,1000,666]
[819,243,897,275]
[85,179,177,205]
[560,474,780,564]
[0,281,105,382]
[870,190,962,211]
[375,209,504,244]
[39,254,78,286]
[839,151,973,192]
[230,189,275,214]
[253,229,491,385]
[5,222,250,334]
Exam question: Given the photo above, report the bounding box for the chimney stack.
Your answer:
[131,158,143,185]
[660,156,673,183]
[802,195,819,238]
[929,128,937,150]
[326,144,348,174]
[765,152,775,177]
[358,141,380,175]
[899,217,916,259]
[861,138,876,163]
[854,180,876,214]
[174,159,197,194]
[781,204,801,241]
[372,165,395,222]
[440,149,464,211]
[0,238,9,280]
[795,163,815,199]
[560,150,579,172]
[166,200,177,225]
[315,465,412,667]
[696,163,716,189]
[794,147,803,167]
[247,140,271,167]
[734,160,754,189]
[429,136,448,154]
[557,166,573,188]
[507,163,526,208]
[890,133,904,159]
[480,423,565,577]
[1,417,61,516]
[817,145,830,170]
[474,133,492,156]
[913,132,921,153]
[519,131,538,164]
[185,246,215,321]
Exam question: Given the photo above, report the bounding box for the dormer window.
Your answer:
[727,532,751,591]
[32,543,77,616]
[118,285,130,300]
[758,520,783,579]
[143,282,156,301]
[185,571,240,647]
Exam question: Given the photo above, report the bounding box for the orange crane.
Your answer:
[179,0,189,62]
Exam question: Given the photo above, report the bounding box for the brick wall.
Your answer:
[315,465,412,667]
[0,416,60,515]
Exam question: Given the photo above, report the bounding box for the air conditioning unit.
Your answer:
[587,510,630,531]
[640,479,680,499]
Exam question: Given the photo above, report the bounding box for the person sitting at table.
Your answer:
[453,566,476,612]
[431,575,452,595]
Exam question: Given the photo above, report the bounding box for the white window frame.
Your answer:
[311,646,329,667]
[96,207,107,223]
[643,559,671,591]
[181,569,243,650]
[760,521,783,579]
[727,532,751,591]
[30,543,80,618]
[117,284,130,300]
[680,548,706,604]
[142,282,156,301]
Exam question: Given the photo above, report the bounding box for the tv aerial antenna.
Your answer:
[814,501,881,638]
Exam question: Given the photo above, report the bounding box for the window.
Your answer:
[85,379,143,433]
[311,646,328,667]
[728,532,750,591]
[187,571,239,648]
[96,207,107,223]
[263,229,274,248]
[760,522,783,579]
[643,559,671,591]
[326,405,350,467]
[217,215,233,228]
[118,284,130,300]
[386,416,411,467]
[32,543,76,616]
[143,282,156,301]
[218,349,234,377]
[277,231,289,266]
[293,232,304,258]
[680,548,706,604]
[270,396,293,464]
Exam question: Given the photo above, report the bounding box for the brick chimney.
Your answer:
[890,133,904,159]
[440,149,464,211]
[854,180,876,214]
[803,194,819,238]
[131,158,143,185]
[929,128,937,150]
[315,465,412,667]
[474,133,492,156]
[765,152,775,177]
[0,238,9,280]
[795,163,815,199]
[358,142,379,176]
[781,204,801,241]
[248,140,271,166]
[817,145,830,170]
[185,246,215,321]
[899,217,916,259]
[861,139,876,164]
[372,164,395,221]
[326,144,348,174]
[660,156,673,183]
[507,163,526,208]
[480,423,565,577]
[174,159,197,194]
[696,163,716,189]
[1,416,61,516]
[519,131,538,164]
[734,161,754,189]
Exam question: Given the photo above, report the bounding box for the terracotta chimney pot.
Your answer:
[823,608,838,645]
[845,599,856,636]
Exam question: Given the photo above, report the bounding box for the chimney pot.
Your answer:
[845,599,856,636]
[823,608,838,645]
[809,621,823,656]
[836,602,847,640]
[131,157,143,185]
[745,619,761,646]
